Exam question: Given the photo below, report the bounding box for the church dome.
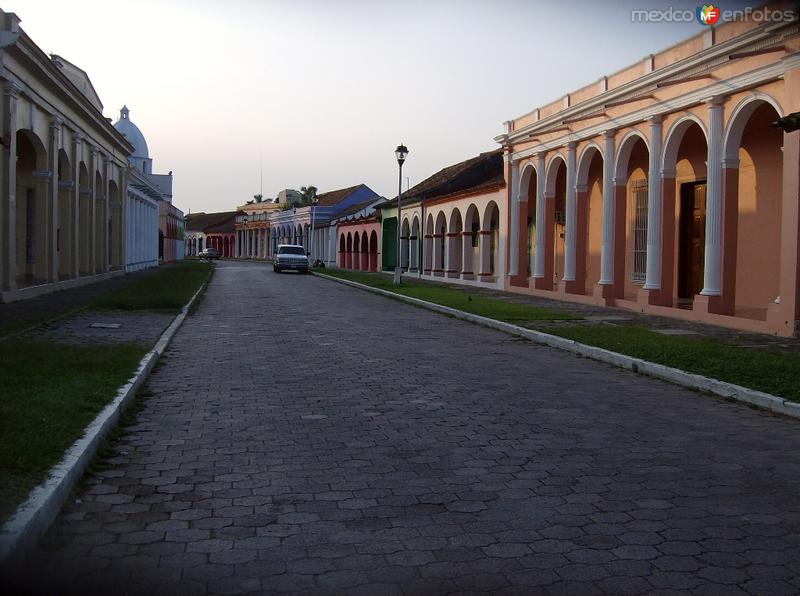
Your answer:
[114,105,149,159]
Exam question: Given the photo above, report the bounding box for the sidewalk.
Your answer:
[0,267,162,339]
[396,272,800,355]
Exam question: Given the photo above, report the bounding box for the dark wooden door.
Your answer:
[678,182,706,301]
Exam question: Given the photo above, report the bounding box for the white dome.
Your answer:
[114,105,149,159]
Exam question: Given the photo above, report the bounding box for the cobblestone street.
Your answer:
[11,260,800,595]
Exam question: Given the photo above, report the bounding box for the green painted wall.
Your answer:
[382,217,397,270]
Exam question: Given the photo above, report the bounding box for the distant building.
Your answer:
[259,184,381,262]
[113,106,184,267]
[0,10,131,302]
[185,211,236,257]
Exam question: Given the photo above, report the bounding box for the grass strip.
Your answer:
[548,325,800,403]
[91,261,213,313]
[0,340,148,522]
[318,268,579,322]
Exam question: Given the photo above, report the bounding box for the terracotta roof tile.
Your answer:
[380,149,504,207]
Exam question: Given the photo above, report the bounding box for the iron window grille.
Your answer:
[631,179,648,283]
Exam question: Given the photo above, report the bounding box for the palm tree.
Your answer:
[253,193,264,203]
[299,185,317,206]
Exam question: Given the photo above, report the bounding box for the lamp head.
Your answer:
[395,143,409,165]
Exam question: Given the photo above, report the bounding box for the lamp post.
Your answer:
[394,143,409,285]
[309,196,319,266]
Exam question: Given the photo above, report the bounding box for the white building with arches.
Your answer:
[374,150,506,288]
[499,4,800,336]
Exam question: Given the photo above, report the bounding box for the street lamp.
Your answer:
[309,195,319,265]
[394,143,409,285]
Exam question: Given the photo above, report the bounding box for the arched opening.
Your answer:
[360,230,368,271]
[463,204,480,279]
[353,230,361,270]
[545,155,567,288]
[109,180,122,270]
[77,161,90,274]
[369,230,378,272]
[94,170,104,272]
[614,132,650,300]
[434,211,447,275]
[520,164,537,279]
[339,233,346,267]
[15,130,48,287]
[346,232,353,269]
[447,208,463,278]
[410,216,420,272]
[423,214,434,274]
[576,145,604,294]
[662,118,709,307]
[724,100,783,320]
[57,149,72,279]
[481,201,500,279]
[401,218,411,270]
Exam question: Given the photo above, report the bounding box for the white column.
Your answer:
[532,153,547,279]
[507,155,519,276]
[701,97,724,296]
[643,115,663,290]
[599,131,616,286]
[563,142,577,282]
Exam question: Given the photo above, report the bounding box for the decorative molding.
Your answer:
[3,80,22,97]
[510,53,800,162]
[503,20,800,145]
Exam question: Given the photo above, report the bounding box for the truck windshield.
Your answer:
[279,247,306,255]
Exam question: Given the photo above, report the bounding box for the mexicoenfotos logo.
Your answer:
[632,5,796,24]
[697,4,721,26]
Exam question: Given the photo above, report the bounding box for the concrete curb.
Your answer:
[0,279,210,564]
[314,272,800,421]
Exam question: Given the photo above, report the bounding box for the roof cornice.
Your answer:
[5,30,133,157]
[499,19,799,148]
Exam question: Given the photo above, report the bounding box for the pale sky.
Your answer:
[11,0,742,214]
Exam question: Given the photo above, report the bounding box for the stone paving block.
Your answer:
[13,261,800,595]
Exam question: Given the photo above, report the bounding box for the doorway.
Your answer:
[678,181,706,303]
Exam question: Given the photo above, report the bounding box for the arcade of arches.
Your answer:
[2,89,128,302]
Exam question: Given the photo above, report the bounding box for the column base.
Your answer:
[693,293,724,315]
[509,273,527,287]
[534,277,553,291]
[433,269,444,277]
[564,279,584,295]
[446,270,459,278]
[461,271,475,281]
[638,287,671,307]
[478,272,495,283]
[594,283,616,306]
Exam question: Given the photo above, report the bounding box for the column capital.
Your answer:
[49,116,63,130]
[602,129,616,140]
[566,141,577,152]
[648,114,663,125]
[705,95,726,108]
[3,80,22,97]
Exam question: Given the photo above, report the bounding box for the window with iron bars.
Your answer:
[631,179,648,283]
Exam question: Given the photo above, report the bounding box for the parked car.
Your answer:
[274,244,309,273]
[198,248,220,260]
